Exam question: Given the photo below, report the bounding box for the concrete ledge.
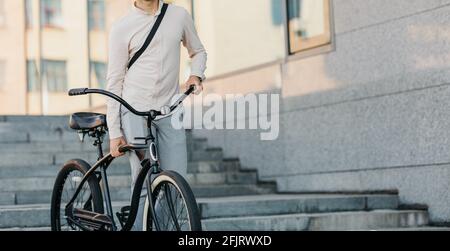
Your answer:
[202,210,429,231]
[198,194,399,219]
[275,164,450,222]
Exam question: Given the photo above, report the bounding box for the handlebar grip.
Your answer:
[185,85,196,96]
[68,88,88,96]
[189,84,196,93]
[118,145,129,154]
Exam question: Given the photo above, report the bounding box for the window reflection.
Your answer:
[26,60,39,92]
[90,61,107,89]
[41,0,63,28]
[88,0,105,31]
[25,0,33,28]
[287,0,331,54]
[0,60,5,90]
[0,0,5,26]
[42,60,67,93]
[192,0,286,77]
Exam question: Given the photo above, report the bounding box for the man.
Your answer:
[106,0,207,230]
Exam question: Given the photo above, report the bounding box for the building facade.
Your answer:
[0,0,133,115]
[1,0,450,222]
[0,0,195,115]
[192,0,450,223]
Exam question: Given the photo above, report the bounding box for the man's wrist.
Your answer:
[190,75,203,83]
[109,129,123,141]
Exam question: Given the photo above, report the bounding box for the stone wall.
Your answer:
[193,0,450,222]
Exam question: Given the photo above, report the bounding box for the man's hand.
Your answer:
[185,75,203,95]
[110,136,127,158]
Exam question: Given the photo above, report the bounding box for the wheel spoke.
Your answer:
[55,168,95,231]
[152,179,193,231]
[164,184,181,231]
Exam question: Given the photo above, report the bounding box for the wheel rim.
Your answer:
[56,169,95,231]
[152,181,191,231]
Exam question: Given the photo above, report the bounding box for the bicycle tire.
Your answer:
[143,171,202,231]
[50,159,104,231]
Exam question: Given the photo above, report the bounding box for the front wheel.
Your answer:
[143,171,202,231]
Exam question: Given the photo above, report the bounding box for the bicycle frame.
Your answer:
[64,132,159,231]
[65,86,195,231]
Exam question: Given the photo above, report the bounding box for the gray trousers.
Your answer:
[120,108,187,231]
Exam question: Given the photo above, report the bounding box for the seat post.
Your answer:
[93,128,105,160]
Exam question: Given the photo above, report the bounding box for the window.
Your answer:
[88,0,105,31]
[42,60,67,92]
[25,0,33,28]
[0,0,5,27]
[27,60,39,92]
[40,0,63,28]
[90,61,106,89]
[0,60,5,89]
[190,0,286,77]
[287,0,332,54]
[28,60,67,93]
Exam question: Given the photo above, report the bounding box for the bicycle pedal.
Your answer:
[121,206,131,214]
[116,206,131,227]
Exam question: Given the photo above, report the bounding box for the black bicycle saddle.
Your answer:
[69,112,107,130]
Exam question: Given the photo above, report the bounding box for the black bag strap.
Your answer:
[127,3,169,69]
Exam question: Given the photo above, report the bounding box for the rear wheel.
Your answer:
[144,171,202,231]
[50,160,104,231]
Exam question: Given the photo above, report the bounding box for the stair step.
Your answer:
[0,204,50,228]
[202,210,429,231]
[0,227,51,231]
[0,116,68,124]
[0,152,95,167]
[0,180,273,205]
[0,202,128,228]
[0,163,130,179]
[0,130,80,143]
[0,131,29,143]
[374,227,450,231]
[188,160,240,173]
[0,151,132,167]
[191,138,208,150]
[5,185,274,205]
[187,171,258,185]
[192,184,276,198]
[190,148,223,161]
[0,142,92,154]
[0,123,71,133]
[0,149,224,168]
[0,193,402,229]
[0,188,134,205]
[187,159,246,174]
[2,226,450,232]
[0,169,259,194]
[0,137,209,154]
[197,194,399,219]
[0,176,132,192]
[0,204,427,230]
[0,193,15,205]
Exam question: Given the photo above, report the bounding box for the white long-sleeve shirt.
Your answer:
[106,1,207,139]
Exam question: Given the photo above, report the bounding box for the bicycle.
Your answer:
[50,85,202,231]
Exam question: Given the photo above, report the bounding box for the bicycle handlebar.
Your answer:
[68,88,89,96]
[68,85,196,118]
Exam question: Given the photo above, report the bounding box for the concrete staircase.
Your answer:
[0,115,444,231]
